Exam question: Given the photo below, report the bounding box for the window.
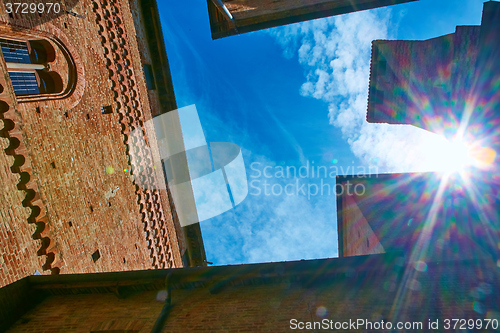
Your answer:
[0,37,63,97]
[143,64,156,90]
[92,249,101,262]
[0,39,30,63]
[101,105,113,114]
[9,72,40,95]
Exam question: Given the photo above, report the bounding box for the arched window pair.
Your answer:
[1,38,63,96]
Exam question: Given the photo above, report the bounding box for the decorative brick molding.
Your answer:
[0,66,61,275]
[92,0,176,269]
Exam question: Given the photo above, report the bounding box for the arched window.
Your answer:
[1,37,63,96]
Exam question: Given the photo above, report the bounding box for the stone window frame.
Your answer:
[0,37,65,96]
[0,23,84,106]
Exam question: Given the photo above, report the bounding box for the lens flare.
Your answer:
[421,134,495,174]
[469,145,496,168]
[442,138,474,172]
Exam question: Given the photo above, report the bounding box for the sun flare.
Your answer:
[442,138,474,173]
[421,134,496,174]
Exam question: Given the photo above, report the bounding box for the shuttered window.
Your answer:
[9,72,40,95]
[0,38,30,63]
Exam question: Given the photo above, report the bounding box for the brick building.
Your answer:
[336,172,500,260]
[2,1,500,331]
[206,0,417,39]
[366,1,500,138]
[1,253,499,332]
[0,0,206,288]
[2,167,500,331]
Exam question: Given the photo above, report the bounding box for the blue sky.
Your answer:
[157,0,485,265]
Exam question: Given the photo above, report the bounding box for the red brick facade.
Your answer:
[336,173,500,261]
[3,255,500,332]
[0,0,187,288]
[365,6,499,137]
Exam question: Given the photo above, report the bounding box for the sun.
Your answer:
[441,138,474,173]
[421,134,496,174]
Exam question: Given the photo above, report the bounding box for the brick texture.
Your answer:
[5,258,500,332]
[8,291,164,332]
[367,25,481,133]
[0,0,185,288]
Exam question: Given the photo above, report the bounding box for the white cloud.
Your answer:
[267,8,455,173]
[243,190,336,263]
[201,153,338,265]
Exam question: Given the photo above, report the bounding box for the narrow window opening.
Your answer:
[35,106,40,113]
[123,258,126,263]
[101,105,112,114]
[64,111,68,117]
[91,250,101,263]
[50,162,55,169]
[108,202,111,207]
[86,114,90,120]
[134,244,138,249]
[143,64,156,90]
[90,205,93,212]
[68,221,73,227]
[64,22,68,29]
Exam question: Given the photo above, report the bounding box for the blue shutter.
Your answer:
[0,38,30,64]
[9,72,40,95]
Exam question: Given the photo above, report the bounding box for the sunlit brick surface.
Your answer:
[0,0,184,288]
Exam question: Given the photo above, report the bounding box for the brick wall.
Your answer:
[0,55,48,286]
[7,291,164,332]
[5,258,500,332]
[341,194,385,257]
[0,0,184,288]
[367,19,484,134]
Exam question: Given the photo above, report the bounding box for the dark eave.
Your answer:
[208,0,418,39]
